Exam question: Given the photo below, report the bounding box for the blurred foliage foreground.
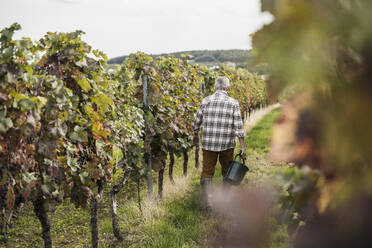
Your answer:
[252,0,372,247]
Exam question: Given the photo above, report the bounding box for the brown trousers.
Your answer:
[201,148,234,180]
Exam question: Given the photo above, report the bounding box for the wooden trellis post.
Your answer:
[143,66,153,201]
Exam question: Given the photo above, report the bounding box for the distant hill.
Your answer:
[108,49,268,74]
[108,49,251,65]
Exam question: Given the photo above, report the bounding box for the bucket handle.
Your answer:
[234,150,246,165]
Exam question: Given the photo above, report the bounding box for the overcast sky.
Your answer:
[0,0,272,58]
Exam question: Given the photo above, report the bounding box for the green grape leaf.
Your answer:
[79,171,90,185]
[68,126,88,142]
[91,93,113,113]
[19,99,36,111]
[73,76,92,92]
[22,172,37,184]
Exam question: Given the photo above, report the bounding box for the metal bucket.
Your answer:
[224,152,249,186]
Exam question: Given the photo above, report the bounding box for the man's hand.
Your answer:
[238,137,246,159]
[241,148,246,160]
[193,133,199,146]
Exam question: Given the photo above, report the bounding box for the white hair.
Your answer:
[214,76,230,90]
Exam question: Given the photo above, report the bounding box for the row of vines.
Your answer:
[0,24,267,247]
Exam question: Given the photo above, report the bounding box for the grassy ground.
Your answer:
[2,154,211,248]
[242,108,290,248]
[1,107,286,248]
[217,107,290,248]
[2,150,215,248]
[244,108,282,156]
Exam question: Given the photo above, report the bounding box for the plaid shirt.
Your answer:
[192,90,244,151]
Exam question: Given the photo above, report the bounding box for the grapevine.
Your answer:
[0,24,267,247]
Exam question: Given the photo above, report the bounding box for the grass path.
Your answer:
[244,103,280,133]
[1,106,282,248]
[125,106,283,248]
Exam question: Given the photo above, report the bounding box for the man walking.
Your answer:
[193,76,246,210]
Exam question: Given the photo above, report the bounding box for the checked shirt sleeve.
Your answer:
[233,102,244,138]
[192,104,203,133]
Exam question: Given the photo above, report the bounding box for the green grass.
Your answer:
[1,151,214,248]
[1,107,288,248]
[135,184,213,248]
[245,108,281,155]
[235,107,290,248]
[113,166,217,248]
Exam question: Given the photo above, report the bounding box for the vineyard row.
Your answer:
[0,23,267,247]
